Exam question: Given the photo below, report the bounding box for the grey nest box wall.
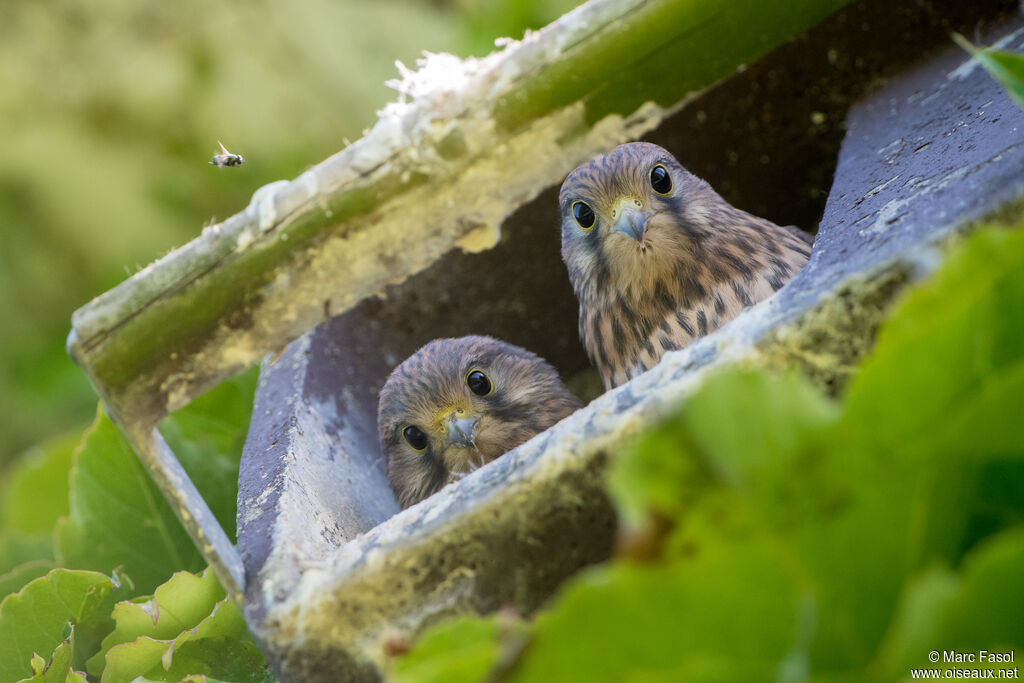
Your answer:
[236,0,1024,680]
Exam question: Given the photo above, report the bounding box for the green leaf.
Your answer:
[87,568,225,676]
[144,637,275,683]
[54,404,203,595]
[392,617,502,683]
[609,369,899,673]
[1,432,77,534]
[841,227,1024,567]
[99,638,166,682]
[647,371,839,523]
[0,560,58,598]
[0,569,121,683]
[0,533,54,577]
[54,369,255,594]
[92,568,266,683]
[100,603,255,683]
[844,227,1024,460]
[919,525,1024,657]
[875,525,1024,676]
[954,35,1024,109]
[0,432,77,597]
[14,624,86,683]
[512,544,805,683]
[610,370,840,527]
[158,367,257,543]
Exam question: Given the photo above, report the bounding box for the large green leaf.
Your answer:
[840,227,1024,568]
[15,624,87,683]
[609,368,909,674]
[392,617,503,683]
[0,569,122,683]
[94,569,267,683]
[54,368,256,594]
[843,227,1024,460]
[87,569,225,676]
[158,368,257,543]
[99,601,249,682]
[513,542,805,683]
[54,405,204,595]
[611,369,840,527]
[0,560,57,599]
[1,432,77,534]
[874,525,1024,677]
[0,534,54,578]
[139,638,275,683]
[0,433,78,599]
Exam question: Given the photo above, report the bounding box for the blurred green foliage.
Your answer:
[393,225,1024,681]
[53,368,256,596]
[0,569,127,681]
[0,370,261,681]
[0,0,578,469]
[91,569,270,683]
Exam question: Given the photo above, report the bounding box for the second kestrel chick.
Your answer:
[560,142,813,389]
[378,336,581,508]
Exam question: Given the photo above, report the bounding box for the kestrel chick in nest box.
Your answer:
[378,336,581,508]
[559,142,813,390]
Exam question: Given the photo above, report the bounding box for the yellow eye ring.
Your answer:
[466,369,493,397]
[571,201,596,230]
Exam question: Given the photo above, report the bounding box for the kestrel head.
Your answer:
[559,142,723,306]
[558,142,812,390]
[378,336,581,508]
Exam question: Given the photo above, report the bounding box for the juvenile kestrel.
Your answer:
[559,142,812,389]
[378,336,581,508]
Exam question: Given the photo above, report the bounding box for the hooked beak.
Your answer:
[442,411,480,448]
[610,200,649,244]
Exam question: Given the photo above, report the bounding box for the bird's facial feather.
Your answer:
[559,142,713,304]
[560,141,813,391]
[378,336,581,507]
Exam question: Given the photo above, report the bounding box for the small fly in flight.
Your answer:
[210,141,244,168]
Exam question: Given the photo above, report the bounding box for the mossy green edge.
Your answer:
[494,0,851,131]
[85,170,419,393]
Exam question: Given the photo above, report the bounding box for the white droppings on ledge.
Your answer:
[236,228,256,252]
[861,196,913,236]
[248,180,287,212]
[295,170,320,202]
[385,53,478,105]
[245,180,289,232]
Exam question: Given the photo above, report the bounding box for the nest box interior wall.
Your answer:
[236,0,1024,679]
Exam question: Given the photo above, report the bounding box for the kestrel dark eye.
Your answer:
[403,425,428,451]
[571,201,596,230]
[650,165,672,195]
[466,370,493,396]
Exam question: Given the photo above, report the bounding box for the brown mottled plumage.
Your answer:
[560,142,813,390]
[378,336,581,508]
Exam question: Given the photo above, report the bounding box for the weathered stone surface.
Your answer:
[237,5,1024,681]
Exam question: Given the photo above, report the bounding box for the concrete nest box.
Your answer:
[67,0,1024,680]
